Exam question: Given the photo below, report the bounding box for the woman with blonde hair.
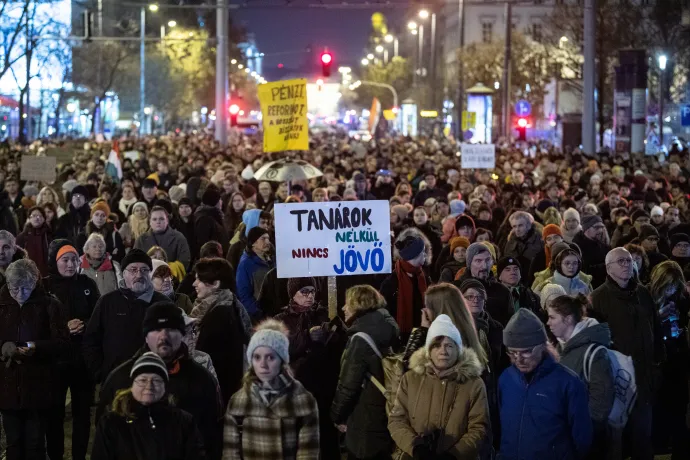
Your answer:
[331,285,399,460]
[223,319,320,460]
[36,186,66,217]
[648,261,689,458]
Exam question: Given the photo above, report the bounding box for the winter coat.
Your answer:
[16,224,51,276]
[275,304,330,377]
[504,284,542,315]
[55,204,91,246]
[223,373,320,460]
[0,248,25,289]
[590,277,665,403]
[380,269,432,335]
[236,251,274,318]
[0,193,18,236]
[331,308,399,458]
[572,231,609,289]
[134,226,191,270]
[414,223,442,266]
[532,268,593,294]
[76,222,126,263]
[454,272,514,327]
[82,288,169,382]
[0,285,69,410]
[526,248,547,288]
[503,227,544,272]
[388,347,490,459]
[193,289,250,409]
[194,205,230,258]
[98,345,223,460]
[534,270,592,297]
[92,398,204,460]
[439,259,464,283]
[498,354,593,460]
[80,254,122,296]
[557,320,615,425]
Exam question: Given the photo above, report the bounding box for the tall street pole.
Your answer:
[418,24,424,80]
[140,6,146,136]
[456,0,465,139]
[502,1,512,138]
[215,0,229,146]
[582,0,596,154]
[430,13,437,111]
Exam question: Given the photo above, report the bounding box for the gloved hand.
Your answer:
[412,444,435,460]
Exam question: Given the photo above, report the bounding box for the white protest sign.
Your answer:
[461,143,496,169]
[274,200,392,278]
[21,155,56,182]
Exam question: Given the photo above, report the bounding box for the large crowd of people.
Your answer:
[0,131,689,460]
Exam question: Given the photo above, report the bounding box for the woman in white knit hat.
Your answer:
[389,314,490,460]
[223,319,320,460]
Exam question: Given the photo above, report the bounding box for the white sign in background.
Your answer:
[460,143,496,169]
[274,200,392,278]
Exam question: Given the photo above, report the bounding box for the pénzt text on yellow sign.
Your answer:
[258,78,309,152]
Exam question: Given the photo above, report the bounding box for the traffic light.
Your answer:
[229,103,240,126]
[517,117,528,141]
[320,50,333,77]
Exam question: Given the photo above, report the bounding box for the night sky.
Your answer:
[234,6,403,72]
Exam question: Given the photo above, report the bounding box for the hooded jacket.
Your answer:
[535,270,592,297]
[0,284,69,410]
[97,344,223,460]
[498,354,593,460]
[331,308,399,458]
[557,320,615,425]
[388,347,490,459]
[236,251,274,318]
[193,204,230,258]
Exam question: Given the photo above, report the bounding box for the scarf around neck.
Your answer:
[395,259,428,334]
[119,197,138,216]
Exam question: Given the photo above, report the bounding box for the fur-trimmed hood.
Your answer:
[408,346,483,383]
[394,226,433,266]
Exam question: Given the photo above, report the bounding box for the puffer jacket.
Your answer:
[79,254,122,296]
[331,308,400,458]
[223,373,320,460]
[534,270,592,297]
[388,347,490,459]
[91,397,204,460]
[533,268,593,294]
[498,354,593,460]
[557,319,615,425]
[0,284,69,410]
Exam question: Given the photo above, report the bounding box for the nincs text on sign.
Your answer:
[274,201,392,278]
[258,78,309,152]
[460,143,496,169]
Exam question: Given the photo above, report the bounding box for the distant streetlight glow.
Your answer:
[418,9,429,19]
[560,36,568,43]
[238,64,243,69]
[494,81,500,90]
[367,53,374,60]
[144,107,152,115]
[659,55,667,70]
[231,59,237,64]
[148,4,159,12]
[361,58,369,66]
[408,21,417,30]
[66,102,76,113]
[375,45,384,53]
[384,34,394,43]
[167,20,176,27]
[410,29,418,35]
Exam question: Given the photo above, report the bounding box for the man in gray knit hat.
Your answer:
[454,242,513,326]
[499,309,592,459]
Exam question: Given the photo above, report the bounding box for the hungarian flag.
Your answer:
[368,97,381,135]
[105,140,123,183]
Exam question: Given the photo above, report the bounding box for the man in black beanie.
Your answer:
[97,301,223,459]
[141,178,159,210]
[55,184,91,246]
[82,249,169,384]
[194,184,229,259]
[496,256,540,315]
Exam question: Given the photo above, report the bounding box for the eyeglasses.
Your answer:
[506,345,540,360]
[125,267,151,275]
[298,287,316,296]
[8,285,33,295]
[133,377,165,389]
[608,258,633,268]
[562,261,579,268]
[464,295,484,303]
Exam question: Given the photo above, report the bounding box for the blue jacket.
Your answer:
[235,251,272,317]
[498,354,593,460]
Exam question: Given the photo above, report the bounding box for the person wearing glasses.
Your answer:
[591,247,665,460]
[498,308,593,460]
[91,352,204,460]
[83,249,169,384]
[534,244,592,298]
[96,302,222,460]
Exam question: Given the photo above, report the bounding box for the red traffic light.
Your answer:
[517,118,528,128]
[229,104,240,115]
[321,52,332,64]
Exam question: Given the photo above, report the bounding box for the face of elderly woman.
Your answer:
[8,278,36,305]
[131,373,166,406]
[86,239,106,260]
[429,337,459,371]
[252,346,282,384]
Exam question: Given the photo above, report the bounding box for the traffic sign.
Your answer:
[461,111,476,131]
[682,105,690,127]
[515,100,531,117]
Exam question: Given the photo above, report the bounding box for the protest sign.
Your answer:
[21,155,56,182]
[274,200,392,278]
[258,78,309,152]
[460,143,496,169]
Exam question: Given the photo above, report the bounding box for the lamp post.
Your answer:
[659,54,667,148]
[215,0,229,145]
[140,4,159,136]
[385,34,399,57]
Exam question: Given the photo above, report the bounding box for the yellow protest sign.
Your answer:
[461,111,476,131]
[258,78,309,152]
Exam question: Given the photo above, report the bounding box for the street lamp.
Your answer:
[361,58,369,66]
[140,5,159,135]
[659,54,667,148]
[419,9,429,19]
[375,45,384,53]
[408,21,417,30]
[367,53,374,60]
[384,34,393,43]
[148,4,159,12]
[167,20,177,27]
[231,59,237,64]
[385,34,399,57]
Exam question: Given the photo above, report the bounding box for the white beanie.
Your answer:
[563,207,580,223]
[650,206,663,217]
[425,314,463,351]
[246,319,290,364]
[540,283,567,309]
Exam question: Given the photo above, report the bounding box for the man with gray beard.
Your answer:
[82,249,169,382]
